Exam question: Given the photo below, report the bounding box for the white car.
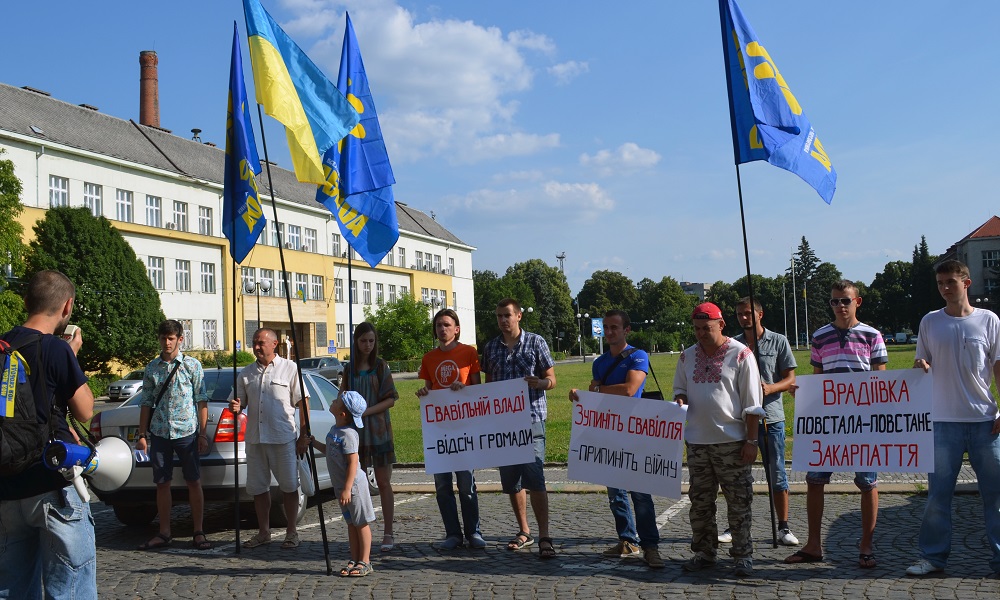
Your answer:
[106,369,146,401]
[90,368,341,527]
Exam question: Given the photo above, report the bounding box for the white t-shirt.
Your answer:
[915,308,1000,422]
[231,356,308,444]
[672,338,763,444]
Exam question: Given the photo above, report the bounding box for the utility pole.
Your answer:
[556,252,566,273]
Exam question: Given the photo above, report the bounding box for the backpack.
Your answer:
[0,333,48,475]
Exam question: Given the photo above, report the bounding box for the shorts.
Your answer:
[338,483,376,527]
[806,470,878,492]
[246,440,299,495]
[149,432,201,484]
[499,420,546,494]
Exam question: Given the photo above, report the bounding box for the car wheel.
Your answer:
[269,487,307,527]
[112,503,157,527]
[367,466,379,495]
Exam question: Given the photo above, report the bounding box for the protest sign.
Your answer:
[420,379,533,474]
[791,370,933,473]
[568,391,686,498]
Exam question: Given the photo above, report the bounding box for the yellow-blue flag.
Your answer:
[315,13,399,268]
[242,0,360,185]
[720,0,836,204]
[222,23,266,264]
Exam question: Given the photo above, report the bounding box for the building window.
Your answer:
[242,267,256,291]
[172,201,188,232]
[434,255,442,272]
[145,195,161,228]
[398,247,405,268]
[271,222,284,247]
[198,207,213,236]
[350,280,358,304]
[400,285,408,298]
[363,282,372,305]
[175,260,191,292]
[288,225,301,250]
[985,279,1000,295]
[448,257,455,276]
[311,275,323,301]
[48,175,69,208]
[203,320,218,349]
[257,225,268,246]
[421,287,429,303]
[415,251,424,270]
[201,263,216,294]
[388,284,397,303]
[386,249,394,266]
[453,291,457,309]
[295,273,308,301]
[983,250,1000,271]
[336,324,345,348]
[260,269,274,296]
[115,189,133,222]
[277,271,290,298]
[304,228,317,253]
[334,278,343,303]
[147,257,164,289]
[83,182,102,217]
[177,319,193,350]
[332,233,342,257]
[376,283,384,304]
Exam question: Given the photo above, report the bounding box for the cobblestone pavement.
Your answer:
[94,482,999,599]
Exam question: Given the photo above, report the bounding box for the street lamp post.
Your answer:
[243,278,272,326]
[644,319,655,352]
[576,311,589,361]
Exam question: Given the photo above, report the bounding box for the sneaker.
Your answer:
[718,528,732,544]
[682,553,717,572]
[778,528,800,546]
[906,559,944,576]
[440,535,464,550]
[734,557,754,577]
[602,540,642,558]
[467,533,487,549]
[643,546,665,569]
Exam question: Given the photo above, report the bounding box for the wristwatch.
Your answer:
[594,385,601,393]
[137,432,148,440]
[745,439,759,446]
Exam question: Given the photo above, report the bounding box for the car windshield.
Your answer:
[299,358,323,369]
[124,370,145,380]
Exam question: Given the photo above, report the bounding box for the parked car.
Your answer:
[107,369,146,401]
[90,368,343,527]
[298,355,344,383]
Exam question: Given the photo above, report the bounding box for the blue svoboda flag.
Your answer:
[222,23,266,264]
[315,12,399,268]
[242,0,360,185]
[719,0,837,204]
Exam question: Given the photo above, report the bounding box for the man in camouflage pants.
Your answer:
[673,302,764,577]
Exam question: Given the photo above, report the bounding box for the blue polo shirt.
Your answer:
[592,345,649,398]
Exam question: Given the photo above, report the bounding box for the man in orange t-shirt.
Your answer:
[417,309,484,549]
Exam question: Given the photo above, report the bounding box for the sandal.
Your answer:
[347,561,374,577]
[192,531,212,550]
[507,531,534,551]
[242,531,271,548]
[784,550,823,564]
[339,560,357,577]
[380,534,395,552]
[538,537,556,560]
[281,532,300,549]
[137,532,172,551]
[859,552,877,569]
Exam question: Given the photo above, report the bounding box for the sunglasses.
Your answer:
[829,298,855,306]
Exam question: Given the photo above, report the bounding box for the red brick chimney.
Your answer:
[139,51,159,128]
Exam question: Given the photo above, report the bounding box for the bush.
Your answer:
[551,351,567,361]
[190,350,255,368]
[87,373,117,398]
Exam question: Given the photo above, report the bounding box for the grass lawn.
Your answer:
[388,345,920,464]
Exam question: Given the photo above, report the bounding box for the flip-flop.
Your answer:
[192,531,212,550]
[507,531,534,551]
[138,533,172,551]
[784,550,823,564]
[859,553,877,569]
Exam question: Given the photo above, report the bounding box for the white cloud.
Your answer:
[548,60,589,85]
[492,169,546,183]
[579,142,661,176]
[445,180,614,222]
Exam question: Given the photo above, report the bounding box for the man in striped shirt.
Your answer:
[785,280,887,568]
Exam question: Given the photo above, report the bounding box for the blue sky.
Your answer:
[3,1,997,295]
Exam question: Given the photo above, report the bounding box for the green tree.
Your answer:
[804,262,843,335]
[25,207,164,371]
[502,259,573,347]
[364,294,433,360]
[578,270,639,316]
[909,236,938,331]
[866,260,911,334]
[0,149,26,332]
[730,274,787,335]
[472,269,535,347]
[791,236,820,281]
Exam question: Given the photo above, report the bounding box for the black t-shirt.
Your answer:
[0,326,89,500]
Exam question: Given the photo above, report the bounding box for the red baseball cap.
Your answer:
[692,302,723,320]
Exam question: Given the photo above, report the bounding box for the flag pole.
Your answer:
[254,105,333,575]
[231,248,242,554]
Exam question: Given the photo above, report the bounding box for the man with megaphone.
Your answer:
[0,270,96,599]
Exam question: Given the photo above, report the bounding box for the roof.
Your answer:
[0,82,467,246]
[968,216,1000,240]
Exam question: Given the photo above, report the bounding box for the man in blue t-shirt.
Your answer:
[570,310,662,568]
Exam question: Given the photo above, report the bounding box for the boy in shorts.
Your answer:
[312,391,375,576]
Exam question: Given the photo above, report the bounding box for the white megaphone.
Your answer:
[43,436,135,494]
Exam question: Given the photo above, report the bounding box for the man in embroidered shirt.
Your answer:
[135,319,209,551]
[786,279,887,569]
[673,302,763,577]
[481,298,557,559]
[570,310,662,568]
[229,328,310,549]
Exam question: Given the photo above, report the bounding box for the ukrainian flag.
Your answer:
[242,0,360,185]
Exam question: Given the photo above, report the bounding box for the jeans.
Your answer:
[606,487,659,548]
[0,486,97,600]
[758,421,788,492]
[918,421,1000,572]
[435,470,481,539]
